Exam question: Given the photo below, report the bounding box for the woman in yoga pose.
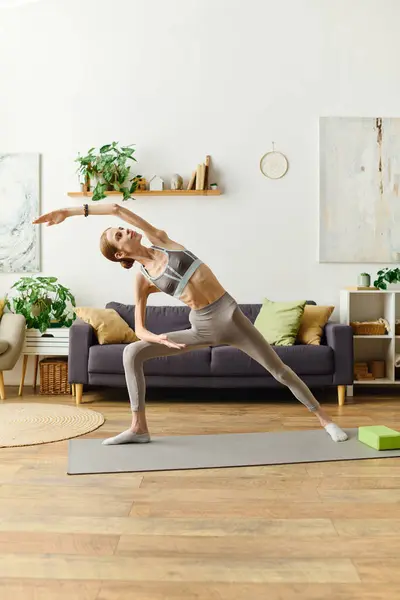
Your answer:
[33,203,348,445]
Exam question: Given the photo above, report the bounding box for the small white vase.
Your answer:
[358,274,371,287]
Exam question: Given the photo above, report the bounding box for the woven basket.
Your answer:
[40,357,71,395]
[350,321,387,335]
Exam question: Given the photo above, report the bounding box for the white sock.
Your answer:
[324,423,348,442]
[102,430,151,446]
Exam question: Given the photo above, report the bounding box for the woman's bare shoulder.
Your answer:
[154,234,186,251]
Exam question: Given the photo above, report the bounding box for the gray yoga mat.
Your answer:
[68,428,400,475]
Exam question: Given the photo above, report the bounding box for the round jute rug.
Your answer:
[0,403,105,448]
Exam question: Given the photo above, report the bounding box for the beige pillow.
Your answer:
[75,307,139,345]
[296,305,334,345]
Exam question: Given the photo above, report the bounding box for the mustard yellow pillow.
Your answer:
[296,305,334,345]
[75,307,139,345]
[0,297,6,320]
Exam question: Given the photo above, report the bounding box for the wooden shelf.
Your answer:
[67,190,221,198]
[354,378,396,385]
[354,335,392,339]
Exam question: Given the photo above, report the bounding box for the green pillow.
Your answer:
[254,298,306,346]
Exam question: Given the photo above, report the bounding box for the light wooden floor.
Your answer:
[1,386,400,599]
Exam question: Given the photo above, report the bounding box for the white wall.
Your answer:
[1,0,400,384]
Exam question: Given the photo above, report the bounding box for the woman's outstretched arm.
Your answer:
[33,203,168,243]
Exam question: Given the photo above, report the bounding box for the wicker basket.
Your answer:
[350,321,387,335]
[40,357,71,395]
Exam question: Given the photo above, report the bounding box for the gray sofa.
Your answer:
[68,300,353,406]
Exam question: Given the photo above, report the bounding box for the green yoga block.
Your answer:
[358,426,400,450]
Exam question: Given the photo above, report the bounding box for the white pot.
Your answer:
[358,274,371,287]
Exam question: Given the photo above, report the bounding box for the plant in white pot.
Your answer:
[358,272,371,287]
[7,276,76,333]
[75,142,142,201]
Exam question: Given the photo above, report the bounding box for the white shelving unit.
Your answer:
[19,328,70,396]
[22,328,70,356]
[340,289,400,396]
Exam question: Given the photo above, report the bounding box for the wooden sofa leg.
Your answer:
[75,384,83,406]
[338,385,346,406]
[0,371,5,400]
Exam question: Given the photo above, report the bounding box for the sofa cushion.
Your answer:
[89,343,211,376]
[210,344,334,376]
[237,304,262,324]
[143,347,211,376]
[254,298,307,346]
[106,302,191,334]
[75,307,138,344]
[89,344,127,374]
[237,301,316,325]
[296,305,335,345]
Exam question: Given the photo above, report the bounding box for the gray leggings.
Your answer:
[123,292,321,413]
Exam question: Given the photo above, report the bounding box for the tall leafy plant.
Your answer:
[374,268,400,290]
[7,276,76,332]
[75,142,141,201]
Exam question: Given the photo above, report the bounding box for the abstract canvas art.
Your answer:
[319,117,400,263]
[0,153,40,273]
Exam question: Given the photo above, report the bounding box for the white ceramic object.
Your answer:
[149,175,164,191]
[170,174,183,190]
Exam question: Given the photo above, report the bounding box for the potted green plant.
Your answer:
[75,142,142,201]
[358,272,371,287]
[373,268,400,290]
[7,276,76,333]
[75,147,97,192]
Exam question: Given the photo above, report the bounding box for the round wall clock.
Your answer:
[260,143,289,179]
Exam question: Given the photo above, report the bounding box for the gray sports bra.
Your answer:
[140,245,203,298]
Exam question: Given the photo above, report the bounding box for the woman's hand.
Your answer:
[33,209,69,227]
[155,334,187,350]
[135,326,187,349]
